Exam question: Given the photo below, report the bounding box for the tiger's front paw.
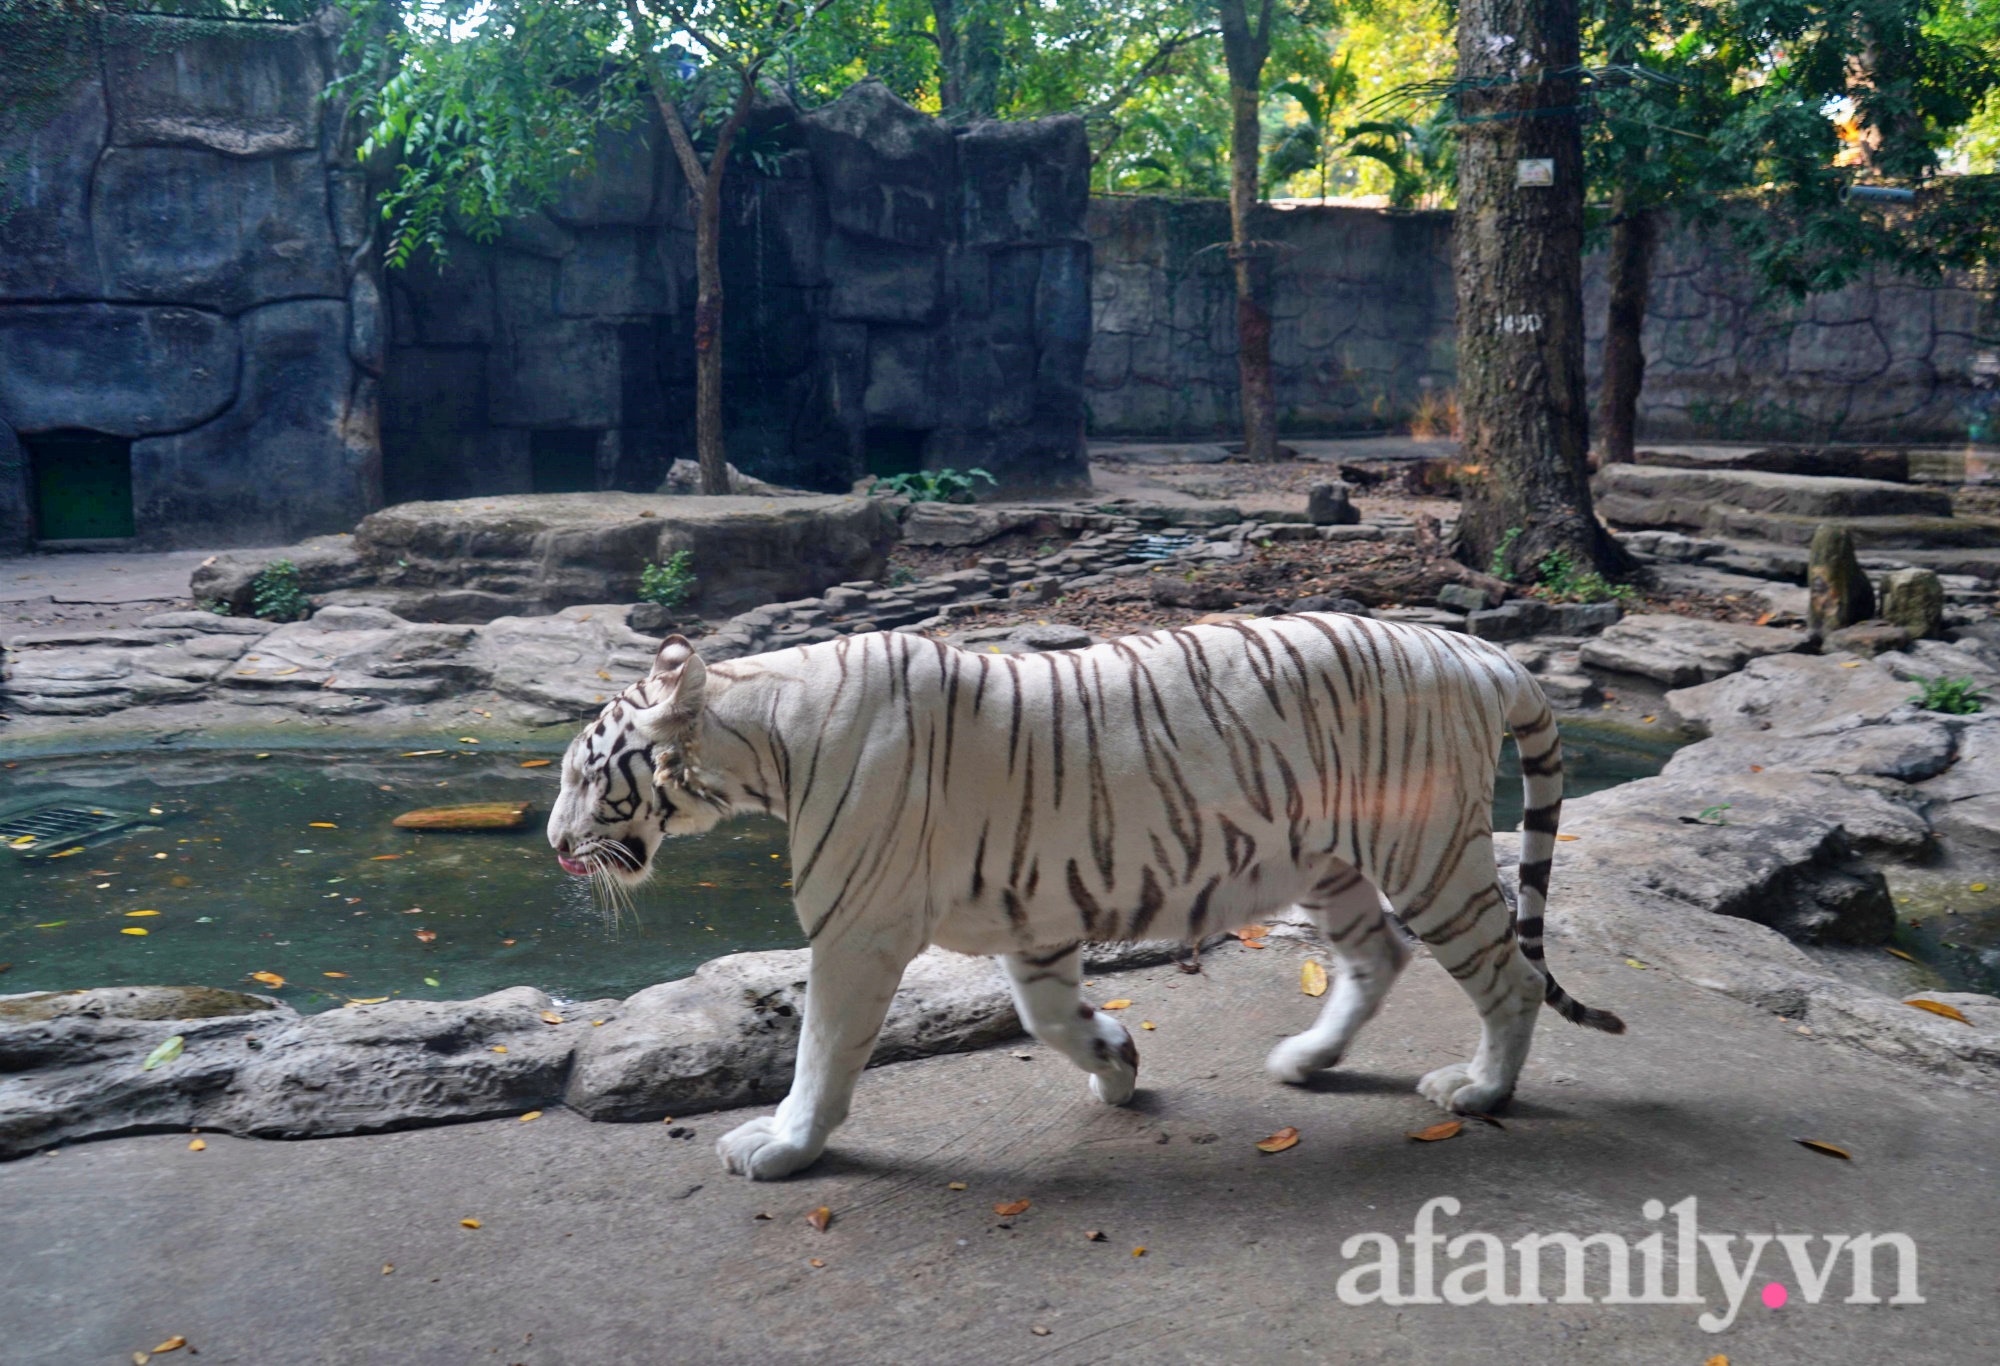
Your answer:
[1416,1062,1512,1115]
[716,1116,825,1180]
[1088,1020,1140,1105]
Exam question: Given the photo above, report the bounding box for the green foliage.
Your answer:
[1689,803,1733,826]
[250,559,311,623]
[639,551,699,609]
[1531,549,1639,605]
[1487,527,1524,582]
[1909,675,1989,715]
[887,564,920,587]
[871,467,997,503]
[196,598,231,617]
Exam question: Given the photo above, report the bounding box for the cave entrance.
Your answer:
[25,431,135,541]
[530,430,601,493]
[863,426,928,479]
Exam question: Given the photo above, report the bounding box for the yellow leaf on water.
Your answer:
[309,822,337,829]
[120,927,149,936]
[1408,1120,1463,1142]
[323,971,347,978]
[125,909,160,917]
[1255,1126,1301,1154]
[49,846,85,859]
[187,1139,205,1152]
[348,997,389,1005]
[520,759,552,768]
[1885,947,1917,963]
[460,1218,482,1229]
[519,1111,544,1122]
[808,1206,834,1231]
[399,750,445,757]
[1972,883,1990,893]
[457,737,480,744]
[1906,999,1972,1025]
[1301,960,1329,997]
[1101,999,1132,1010]
[371,854,403,861]
[1795,1138,1851,1160]
[539,1010,563,1025]
[250,971,285,988]
[1640,715,1656,724]
[993,1199,1031,1217]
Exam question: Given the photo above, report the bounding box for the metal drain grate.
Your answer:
[0,804,148,860]
[1129,533,1201,562]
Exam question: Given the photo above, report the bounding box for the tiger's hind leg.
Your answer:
[999,944,1140,1105]
[1391,835,1545,1115]
[1266,862,1410,1084]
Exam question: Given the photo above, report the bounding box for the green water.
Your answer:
[0,732,1670,1011]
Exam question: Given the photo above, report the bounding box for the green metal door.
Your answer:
[29,433,135,540]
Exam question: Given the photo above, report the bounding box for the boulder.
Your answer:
[354,491,900,617]
[1435,582,1497,613]
[1592,464,1952,529]
[1662,721,1958,786]
[1467,600,1558,641]
[1011,623,1094,651]
[188,536,373,615]
[1808,523,1875,640]
[1665,651,1917,736]
[1579,613,1808,687]
[1880,567,1946,640]
[564,947,1018,1121]
[1822,620,1911,658]
[900,502,1050,548]
[1306,480,1361,526]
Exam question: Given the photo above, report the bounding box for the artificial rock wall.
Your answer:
[383,80,1093,504]
[1084,195,2000,446]
[0,13,380,553]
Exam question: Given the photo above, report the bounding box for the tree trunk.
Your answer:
[932,0,963,114]
[1448,0,1625,577]
[653,78,757,496]
[1219,0,1279,463]
[1597,200,1654,465]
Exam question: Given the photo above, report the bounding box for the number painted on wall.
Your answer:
[1496,313,1544,335]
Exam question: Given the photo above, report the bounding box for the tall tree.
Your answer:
[1216,0,1283,463]
[1450,0,1625,576]
[1585,0,2000,463]
[628,0,838,494]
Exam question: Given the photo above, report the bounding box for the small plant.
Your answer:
[250,559,310,623]
[870,468,997,504]
[1910,676,1987,715]
[887,564,919,588]
[638,550,698,609]
[1684,803,1733,826]
[1531,549,1639,606]
[1407,386,1460,439]
[196,598,230,616]
[1488,527,1524,582]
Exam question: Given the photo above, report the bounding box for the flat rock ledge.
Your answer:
[0,940,1206,1160]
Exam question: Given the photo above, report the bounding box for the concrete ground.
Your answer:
[0,548,215,633]
[4,937,1995,1366]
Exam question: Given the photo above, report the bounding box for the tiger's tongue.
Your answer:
[556,854,591,876]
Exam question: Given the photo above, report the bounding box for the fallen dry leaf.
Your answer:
[519,1110,543,1122]
[415,929,437,943]
[1705,1356,1729,1366]
[1408,1120,1464,1142]
[187,1138,205,1152]
[150,1337,186,1354]
[382,1264,394,1275]
[309,822,337,829]
[807,1206,833,1232]
[457,737,480,744]
[1905,999,1972,1025]
[460,1218,482,1229]
[1255,1126,1301,1154]
[1839,660,1864,668]
[754,1212,772,1220]
[1301,959,1329,997]
[1101,999,1132,1010]
[133,1353,148,1365]
[120,927,149,936]
[124,909,160,917]
[993,1199,1032,1217]
[1795,1139,1852,1160]
[539,1010,563,1025]
[1749,765,1764,773]
[520,759,552,768]
[1140,1020,1156,1030]
[490,1045,508,1054]
[947,1182,968,1191]
[1885,947,1917,962]
[1132,1246,1147,1257]
[371,854,403,861]
[1085,1230,1106,1242]
[1554,833,1580,841]
[399,750,446,757]
[249,971,285,988]
[1230,925,1271,940]
[808,1258,825,1268]
[1031,1326,1052,1337]
[323,971,347,978]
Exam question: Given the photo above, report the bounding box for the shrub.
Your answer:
[1488,527,1524,582]
[1910,675,1987,715]
[250,559,310,622]
[1530,548,1638,605]
[870,468,997,504]
[639,550,698,609]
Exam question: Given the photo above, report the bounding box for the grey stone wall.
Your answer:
[384,80,1092,503]
[0,14,379,553]
[1085,196,1999,446]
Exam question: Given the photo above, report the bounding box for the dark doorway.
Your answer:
[25,431,135,540]
[863,426,928,478]
[530,430,601,493]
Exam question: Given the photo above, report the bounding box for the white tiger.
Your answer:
[548,614,1622,1180]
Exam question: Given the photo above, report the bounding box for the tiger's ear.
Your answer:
[638,635,706,735]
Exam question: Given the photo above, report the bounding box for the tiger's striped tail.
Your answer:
[1507,672,1626,1035]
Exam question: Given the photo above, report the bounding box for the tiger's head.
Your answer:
[547,636,730,886]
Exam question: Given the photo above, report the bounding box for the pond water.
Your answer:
[1,731,1671,1012]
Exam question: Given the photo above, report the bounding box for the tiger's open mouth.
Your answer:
[556,853,591,876]
[555,836,650,880]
